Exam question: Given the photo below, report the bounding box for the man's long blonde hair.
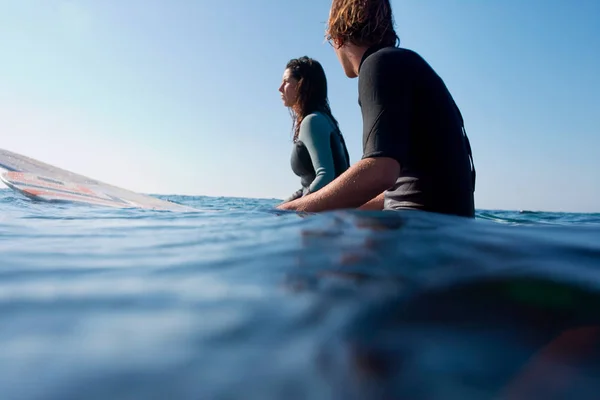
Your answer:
[325,0,399,48]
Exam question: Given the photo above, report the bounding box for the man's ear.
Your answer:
[333,38,344,49]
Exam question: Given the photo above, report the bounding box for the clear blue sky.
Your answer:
[1,0,599,212]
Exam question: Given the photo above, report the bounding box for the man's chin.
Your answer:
[343,68,358,78]
[341,63,358,78]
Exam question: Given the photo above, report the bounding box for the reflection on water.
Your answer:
[1,190,600,399]
[287,210,600,399]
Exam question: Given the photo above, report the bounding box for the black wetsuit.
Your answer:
[358,45,476,218]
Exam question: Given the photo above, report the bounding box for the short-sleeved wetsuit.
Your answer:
[358,45,476,218]
[285,111,350,202]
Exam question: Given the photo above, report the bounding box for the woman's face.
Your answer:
[279,68,299,108]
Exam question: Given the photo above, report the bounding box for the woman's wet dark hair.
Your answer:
[285,56,341,141]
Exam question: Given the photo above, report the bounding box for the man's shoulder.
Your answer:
[360,46,423,74]
[358,47,425,101]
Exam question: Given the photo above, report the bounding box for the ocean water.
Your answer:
[1,188,600,400]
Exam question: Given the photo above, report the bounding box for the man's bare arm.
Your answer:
[358,192,386,210]
[276,157,399,212]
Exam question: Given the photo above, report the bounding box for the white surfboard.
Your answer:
[0,148,197,211]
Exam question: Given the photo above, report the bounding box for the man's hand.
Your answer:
[358,192,385,210]
[275,157,398,212]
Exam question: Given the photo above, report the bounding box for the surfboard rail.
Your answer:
[0,148,197,211]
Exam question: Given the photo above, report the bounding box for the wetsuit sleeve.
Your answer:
[359,52,411,164]
[283,188,304,203]
[298,114,336,193]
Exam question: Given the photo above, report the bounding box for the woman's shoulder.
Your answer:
[299,112,335,137]
[302,111,330,124]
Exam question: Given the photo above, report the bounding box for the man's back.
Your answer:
[358,45,475,217]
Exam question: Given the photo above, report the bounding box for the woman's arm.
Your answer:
[281,187,304,204]
[299,113,336,193]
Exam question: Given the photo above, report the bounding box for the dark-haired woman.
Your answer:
[278,56,350,204]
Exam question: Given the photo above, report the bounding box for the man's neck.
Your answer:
[345,43,369,77]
